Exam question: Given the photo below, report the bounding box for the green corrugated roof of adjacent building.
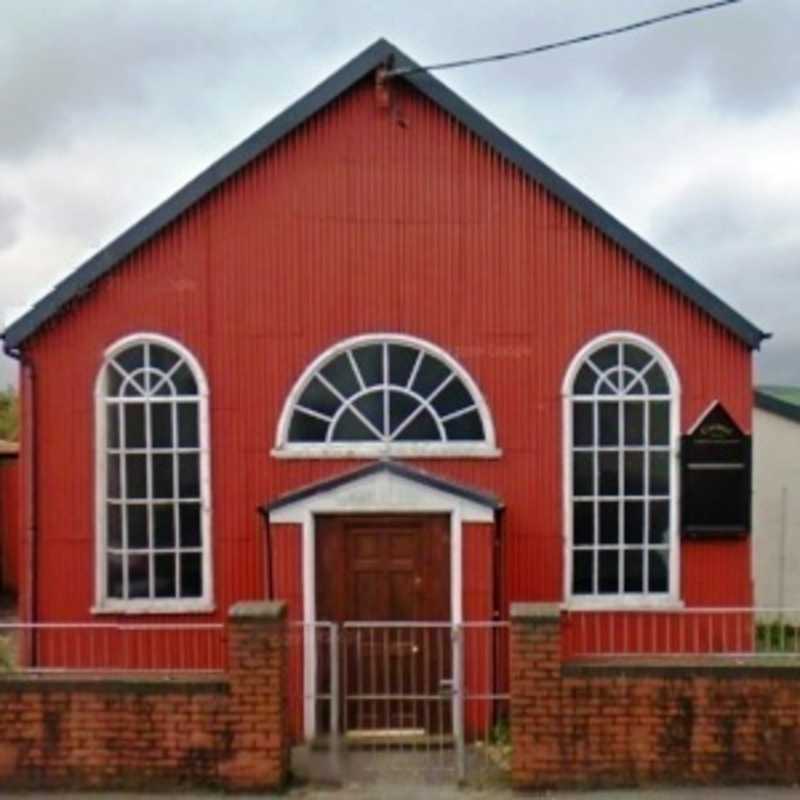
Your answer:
[757,386,800,407]
[755,385,800,423]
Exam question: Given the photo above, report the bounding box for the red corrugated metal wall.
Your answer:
[19,74,754,643]
[0,457,20,595]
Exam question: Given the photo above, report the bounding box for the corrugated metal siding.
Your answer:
[0,457,20,594]
[20,73,753,645]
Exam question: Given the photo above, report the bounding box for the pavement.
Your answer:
[4,787,800,799]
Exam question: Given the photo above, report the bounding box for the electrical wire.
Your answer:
[387,0,743,77]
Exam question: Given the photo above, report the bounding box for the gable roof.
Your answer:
[262,460,503,514]
[755,386,800,424]
[3,38,769,352]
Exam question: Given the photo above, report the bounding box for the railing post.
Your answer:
[329,622,342,783]
[453,623,466,783]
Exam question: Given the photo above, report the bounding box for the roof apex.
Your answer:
[3,38,769,351]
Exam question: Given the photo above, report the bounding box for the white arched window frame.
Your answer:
[562,332,682,609]
[274,333,500,459]
[93,333,213,614]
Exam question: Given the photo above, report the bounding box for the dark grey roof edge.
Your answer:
[262,460,504,514]
[754,390,800,424]
[4,38,768,351]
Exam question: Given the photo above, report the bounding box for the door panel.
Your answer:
[316,514,451,734]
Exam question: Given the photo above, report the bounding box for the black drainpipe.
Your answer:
[259,507,275,602]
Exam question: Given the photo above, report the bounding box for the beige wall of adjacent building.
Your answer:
[753,407,800,608]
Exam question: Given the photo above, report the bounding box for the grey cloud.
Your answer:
[0,193,24,250]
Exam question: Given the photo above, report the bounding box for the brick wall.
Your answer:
[0,601,288,791]
[511,603,800,790]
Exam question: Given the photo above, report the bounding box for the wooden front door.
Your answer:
[316,514,451,734]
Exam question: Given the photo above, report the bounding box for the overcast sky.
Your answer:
[1,0,798,388]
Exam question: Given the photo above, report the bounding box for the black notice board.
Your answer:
[681,402,751,538]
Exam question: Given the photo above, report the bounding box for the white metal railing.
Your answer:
[564,607,800,659]
[0,622,227,672]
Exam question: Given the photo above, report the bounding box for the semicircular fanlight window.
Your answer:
[288,341,486,444]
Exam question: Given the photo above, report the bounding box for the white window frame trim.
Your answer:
[272,332,500,459]
[561,331,683,610]
[93,332,214,615]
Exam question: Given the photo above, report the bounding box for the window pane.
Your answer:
[176,402,198,448]
[573,501,594,545]
[116,345,144,374]
[320,354,360,398]
[149,344,180,375]
[389,391,418,435]
[153,454,174,499]
[353,344,384,387]
[179,454,200,498]
[623,344,651,372]
[298,377,340,417]
[155,553,176,598]
[572,551,593,594]
[649,452,670,495]
[151,403,172,448]
[332,409,377,441]
[648,550,669,593]
[598,452,618,496]
[388,345,419,387]
[107,553,123,598]
[573,403,593,446]
[127,505,148,549]
[591,344,619,372]
[180,553,203,598]
[124,404,146,448]
[649,402,670,445]
[106,364,124,397]
[599,502,619,544]
[573,363,596,395]
[153,504,175,548]
[650,501,670,544]
[353,392,384,434]
[624,502,644,544]
[598,550,619,594]
[395,408,440,441]
[107,504,122,548]
[411,355,450,398]
[643,363,669,394]
[624,451,644,496]
[107,406,120,448]
[598,370,621,395]
[107,455,121,499]
[171,363,198,395]
[624,403,644,446]
[180,503,202,547]
[289,410,328,442]
[624,550,644,593]
[126,455,147,499]
[123,375,146,397]
[128,554,149,598]
[444,410,484,441]
[432,378,472,417]
[599,402,619,445]
[573,452,593,496]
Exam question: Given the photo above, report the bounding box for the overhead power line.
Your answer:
[387,0,743,77]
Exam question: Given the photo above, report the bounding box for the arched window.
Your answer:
[563,333,679,604]
[96,334,211,611]
[275,334,498,458]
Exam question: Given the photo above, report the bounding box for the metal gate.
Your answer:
[290,621,510,786]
